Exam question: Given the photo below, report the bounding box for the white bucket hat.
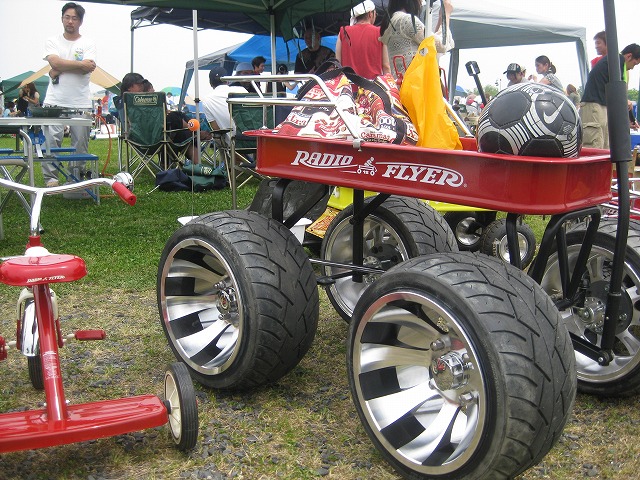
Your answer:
[350,0,376,25]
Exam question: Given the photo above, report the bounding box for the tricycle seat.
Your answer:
[0,254,87,287]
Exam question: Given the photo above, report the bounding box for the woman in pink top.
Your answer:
[335,0,390,79]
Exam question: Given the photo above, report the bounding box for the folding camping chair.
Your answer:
[121,92,192,178]
[226,93,275,194]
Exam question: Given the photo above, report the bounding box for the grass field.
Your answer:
[0,135,638,479]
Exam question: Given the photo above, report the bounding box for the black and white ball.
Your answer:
[477,83,582,157]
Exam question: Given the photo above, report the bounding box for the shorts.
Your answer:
[580,102,608,149]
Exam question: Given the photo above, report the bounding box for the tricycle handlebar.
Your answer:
[0,177,136,235]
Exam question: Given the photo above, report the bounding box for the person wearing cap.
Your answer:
[201,66,248,139]
[504,63,527,87]
[294,28,335,74]
[336,0,390,79]
[230,61,260,94]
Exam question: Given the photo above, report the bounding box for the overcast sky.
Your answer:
[0,0,638,98]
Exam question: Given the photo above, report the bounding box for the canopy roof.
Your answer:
[1,71,49,99]
[126,0,588,98]
[447,0,588,97]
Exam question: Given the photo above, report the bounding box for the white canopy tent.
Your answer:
[447,0,588,101]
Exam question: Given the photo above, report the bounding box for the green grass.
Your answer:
[0,136,258,291]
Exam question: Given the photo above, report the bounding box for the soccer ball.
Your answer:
[113,171,134,192]
[477,83,582,157]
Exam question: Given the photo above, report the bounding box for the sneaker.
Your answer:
[46,179,59,187]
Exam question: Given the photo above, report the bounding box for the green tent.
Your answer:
[0,71,49,101]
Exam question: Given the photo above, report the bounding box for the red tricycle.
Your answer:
[0,176,198,453]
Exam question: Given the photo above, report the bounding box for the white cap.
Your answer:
[350,0,376,25]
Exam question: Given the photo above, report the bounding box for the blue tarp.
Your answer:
[180,34,337,102]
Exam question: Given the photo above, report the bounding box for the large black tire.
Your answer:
[164,362,199,451]
[538,218,640,396]
[157,210,319,390]
[480,217,536,268]
[443,211,497,252]
[347,252,576,479]
[321,196,457,321]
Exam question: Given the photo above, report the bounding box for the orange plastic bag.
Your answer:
[399,36,462,150]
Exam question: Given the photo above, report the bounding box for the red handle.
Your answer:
[112,181,137,206]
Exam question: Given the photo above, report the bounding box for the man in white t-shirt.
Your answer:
[201,66,248,142]
[42,2,96,187]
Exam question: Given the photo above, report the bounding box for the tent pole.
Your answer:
[193,10,201,168]
[130,15,134,72]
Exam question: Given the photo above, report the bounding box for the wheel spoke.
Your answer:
[617,329,640,356]
[366,381,441,429]
[624,283,640,308]
[585,254,607,283]
[361,344,431,372]
[398,402,463,464]
[177,319,233,358]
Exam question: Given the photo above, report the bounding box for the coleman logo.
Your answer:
[291,150,355,168]
[380,164,464,187]
[133,94,159,105]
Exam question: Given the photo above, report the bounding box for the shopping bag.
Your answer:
[182,163,227,191]
[399,36,462,150]
[155,168,191,191]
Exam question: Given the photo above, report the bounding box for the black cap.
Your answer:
[504,63,522,74]
[209,66,228,84]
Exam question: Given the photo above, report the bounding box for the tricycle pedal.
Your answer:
[73,329,106,341]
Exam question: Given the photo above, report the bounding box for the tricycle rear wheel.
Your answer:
[164,362,199,451]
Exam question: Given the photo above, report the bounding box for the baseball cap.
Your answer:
[504,63,522,74]
[209,66,228,83]
[235,62,254,73]
[350,0,376,25]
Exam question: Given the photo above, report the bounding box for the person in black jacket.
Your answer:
[580,43,640,148]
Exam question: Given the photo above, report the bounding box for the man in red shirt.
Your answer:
[336,0,390,79]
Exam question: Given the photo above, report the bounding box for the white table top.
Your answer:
[0,116,92,127]
[0,116,94,193]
